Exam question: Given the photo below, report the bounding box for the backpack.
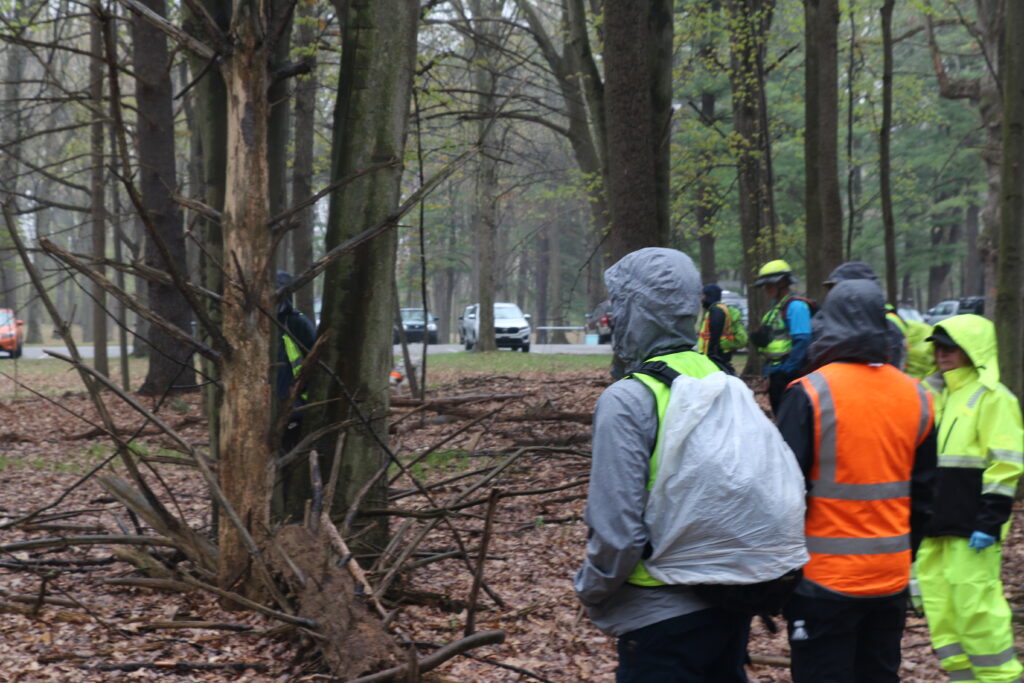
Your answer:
[632,361,808,616]
[751,295,818,350]
[780,295,819,323]
[721,304,748,352]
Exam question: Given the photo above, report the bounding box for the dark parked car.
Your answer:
[585,300,612,344]
[393,308,439,344]
[958,296,985,316]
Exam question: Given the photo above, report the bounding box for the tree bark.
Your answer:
[183,0,229,474]
[726,0,776,373]
[90,7,109,376]
[216,2,274,593]
[803,0,843,302]
[996,0,1024,396]
[134,0,197,396]
[301,0,419,551]
[290,0,318,321]
[879,0,897,303]
[469,0,501,352]
[602,0,673,263]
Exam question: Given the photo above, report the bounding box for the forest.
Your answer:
[0,0,1023,680]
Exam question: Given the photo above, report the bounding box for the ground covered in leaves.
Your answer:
[1,362,1023,681]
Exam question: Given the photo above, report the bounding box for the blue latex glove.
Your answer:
[968,530,996,552]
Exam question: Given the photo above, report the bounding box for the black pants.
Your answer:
[616,608,749,683]
[768,369,796,414]
[784,591,906,683]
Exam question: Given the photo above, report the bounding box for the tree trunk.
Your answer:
[133,0,196,396]
[697,91,717,284]
[183,0,229,476]
[879,0,897,303]
[90,10,109,376]
[996,0,1024,396]
[290,0,318,321]
[216,4,274,594]
[300,0,419,552]
[0,15,25,318]
[726,0,776,374]
[268,0,293,259]
[469,0,501,352]
[602,0,672,263]
[927,2,1004,310]
[803,0,843,302]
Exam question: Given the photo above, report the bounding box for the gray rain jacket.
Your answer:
[819,261,905,368]
[574,248,709,636]
[809,279,890,369]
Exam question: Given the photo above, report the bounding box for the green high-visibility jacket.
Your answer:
[923,314,1024,539]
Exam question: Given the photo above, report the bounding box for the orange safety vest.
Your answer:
[793,363,933,597]
[697,303,735,354]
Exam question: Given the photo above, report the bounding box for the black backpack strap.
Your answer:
[630,360,681,387]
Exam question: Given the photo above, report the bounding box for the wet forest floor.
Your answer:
[0,363,1021,681]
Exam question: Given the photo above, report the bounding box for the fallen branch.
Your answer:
[78,660,267,673]
[137,620,253,632]
[345,630,506,683]
[102,578,194,593]
[0,534,179,553]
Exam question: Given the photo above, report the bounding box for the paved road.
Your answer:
[394,342,613,357]
[17,345,134,360]
[14,343,610,361]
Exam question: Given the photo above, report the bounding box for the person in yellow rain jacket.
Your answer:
[917,314,1024,683]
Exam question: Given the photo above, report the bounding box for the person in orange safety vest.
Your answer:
[775,278,937,683]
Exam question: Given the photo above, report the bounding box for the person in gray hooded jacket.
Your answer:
[575,247,750,683]
[819,261,908,370]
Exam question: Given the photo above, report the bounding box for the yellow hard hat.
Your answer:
[754,259,796,287]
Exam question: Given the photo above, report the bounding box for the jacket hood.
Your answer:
[702,284,722,307]
[809,279,890,368]
[604,248,701,368]
[932,314,999,388]
[824,261,878,284]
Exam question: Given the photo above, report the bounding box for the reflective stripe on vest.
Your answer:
[796,363,933,596]
[697,303,735,354]
[625,350,722,587]
[936,376,1024,502]
[758,295,794,360]
[282,334,308,400]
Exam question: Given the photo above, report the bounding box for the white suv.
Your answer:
[458,302,532,352]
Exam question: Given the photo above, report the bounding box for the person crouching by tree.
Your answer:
[274,270,317,452]
[575,248,753,683]
[775,279,936,683]
[916,315,1024,683]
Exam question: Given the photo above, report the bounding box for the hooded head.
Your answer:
[702,284,722,308]
[808,279,890,368]
[823,261,879,287]
[928,314,999,388]
[604,248,701,369]
[276,270,295,315]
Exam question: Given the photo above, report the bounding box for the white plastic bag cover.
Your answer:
[643,371,809,585]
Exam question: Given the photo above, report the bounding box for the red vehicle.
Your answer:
[586,300,612,344]
[0,308,25,358]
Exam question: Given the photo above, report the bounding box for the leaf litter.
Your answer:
[0,364,1021,681]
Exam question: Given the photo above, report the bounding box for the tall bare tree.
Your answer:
[90,5,108,375]
[803,0,843,301]
[997,0,1024,396]
[301,0,420,548]
[133,0,196,396]
[602,0,673,263]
